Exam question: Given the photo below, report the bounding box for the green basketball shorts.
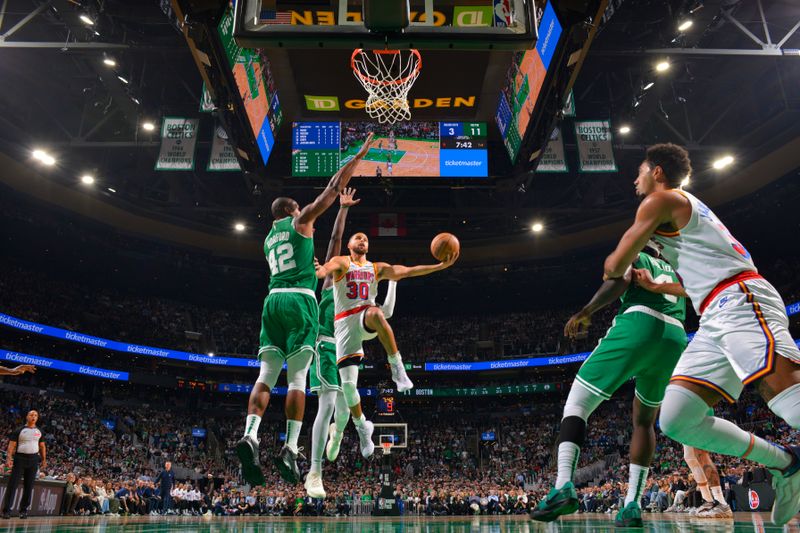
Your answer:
[258,289,319,361]
[310,336,342,393]
[575,307,688,407]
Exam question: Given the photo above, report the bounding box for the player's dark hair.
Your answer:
[271,197,295,219]
[645,143,692,188]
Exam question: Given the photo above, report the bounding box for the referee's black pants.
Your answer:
[2,453,39,513]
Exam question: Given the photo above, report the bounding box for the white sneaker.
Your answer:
[304,471,326,499]
[696,501,733,519]
[688,500,714,515]
[326,423,343,462]
[770,446,800,525]
[390,361,414,392]
[355,420,375,458]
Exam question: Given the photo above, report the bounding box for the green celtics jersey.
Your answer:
[618,252,686,322]
[318,286,335,337]
[264,217,316,292]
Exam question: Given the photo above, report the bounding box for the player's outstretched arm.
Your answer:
[322,188,360,290]
[604,192,676,279]
[0,364,35,376]
[316,256,349,280]
[296,134,373,231]
[632,268,689,298]
[375,253,459,281]
[564,269,632,338]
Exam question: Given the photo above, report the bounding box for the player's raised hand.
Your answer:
[13,364,35,375]
[440,251,460,268]
[340,188,361,208]
[564,309,592,339]
[355,133,375,159]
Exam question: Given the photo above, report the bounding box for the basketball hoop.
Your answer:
[351,49,421,124]
[380,441,393,455]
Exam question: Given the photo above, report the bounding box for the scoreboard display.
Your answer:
[291,121,488,178]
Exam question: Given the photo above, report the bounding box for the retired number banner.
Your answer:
[575,120,617,172]
[537,127,567,172]
[208,128,240,171]
[156,117,199,171]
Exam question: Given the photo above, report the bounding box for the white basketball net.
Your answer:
[351,49,421,124]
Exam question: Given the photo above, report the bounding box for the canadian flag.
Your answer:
[370,213,407,237]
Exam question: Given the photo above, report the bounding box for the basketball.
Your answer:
[431,233,460,261]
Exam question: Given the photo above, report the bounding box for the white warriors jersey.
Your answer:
[652,190,757,314]
[333,257,379,318]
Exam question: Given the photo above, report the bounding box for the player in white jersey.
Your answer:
[603,143,800,525]
[315,233,458,458]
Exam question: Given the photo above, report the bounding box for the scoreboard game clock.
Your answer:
[439,122,488,177]
[377,387,397,418]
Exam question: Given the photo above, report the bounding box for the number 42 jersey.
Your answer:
[264,217,317,292]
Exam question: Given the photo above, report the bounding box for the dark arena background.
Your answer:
[0,0,799,531]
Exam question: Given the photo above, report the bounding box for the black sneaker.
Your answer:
[0,512,9,519]
[235,435,265,486]
[19,511,27,519]
[273,445,302,484]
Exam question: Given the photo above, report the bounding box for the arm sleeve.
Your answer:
[380,280,398,320]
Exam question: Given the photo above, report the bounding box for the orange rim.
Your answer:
[351,48,422,87]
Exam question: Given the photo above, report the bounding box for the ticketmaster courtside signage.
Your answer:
[0,349,128,381]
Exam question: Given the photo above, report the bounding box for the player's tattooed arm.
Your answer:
[374,253,459,281]
[315,256,349,280]
[297,133,373,230]
[632,268,689,298]
[604,192,677,278]
[564,268,631,338]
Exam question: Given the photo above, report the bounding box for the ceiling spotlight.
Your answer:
[678,20,693,32]
[131,97,140,105]
[234,222,246,232]
[32,149,56,166]
[103,58,116,67]
[656,61,671,73]
[712,155,734,169]
[207,352,215,357]
[643,81,655,91]
[107,187,116,193]
[619,125,631,135]
[142,121,156,131]
[117,76,129,84]
[531,222,544,233]
[79,14,95,25]
[81,175,95,185]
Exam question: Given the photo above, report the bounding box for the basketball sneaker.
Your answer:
[770,445,800,525]
[235,435,265,486]
[530,482,579,522]
[355,420,375,458]
[695,500,733,519]
[390,360,414,392]
[304,471,326,499]
[614,501,643,527]
[687,500,714,515]
[273,445,303,484]
[326,423,343,462]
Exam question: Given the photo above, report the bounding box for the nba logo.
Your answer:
[748,489,760,509]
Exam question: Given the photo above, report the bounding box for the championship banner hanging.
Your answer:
[200,83,216,113]
[156,117,199,171]
[208,127,241,172]
[575,120,617,172]
[537,127,567,172]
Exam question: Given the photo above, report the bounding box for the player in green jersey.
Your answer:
[532,241,687,527]
[305,188,398,498]
[236,134,373,486]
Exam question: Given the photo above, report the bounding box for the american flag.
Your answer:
[260,10,292,24]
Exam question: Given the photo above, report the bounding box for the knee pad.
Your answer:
[562,380,604,421]
[558,416,587,447]
[339,365,360,407]
[286,349,313,392]
[256,355,283,390]
[767,383,800,428]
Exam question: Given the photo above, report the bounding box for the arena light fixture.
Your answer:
[81,175,95,185]
[79,14,95,25]
[712,155,734,170]
[107,187,116,193]
[678,20,693,32]
[655,60,671,73]
[142,121,156,132]
[117,75,129,84]
[234,222,246,232]
[618,125,631,135]
[531,222,544,233]
[642,81,655,91]
[103,57,116,67]
[207,352,215,357]
[680,176,691,188]
[32,149,56,166]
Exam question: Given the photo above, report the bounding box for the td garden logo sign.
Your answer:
[305,95,476,111]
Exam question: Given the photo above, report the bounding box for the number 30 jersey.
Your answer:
[264,216,317,292]
[333,257,378,318]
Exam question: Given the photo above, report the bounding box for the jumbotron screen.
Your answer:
[291,121,488,178]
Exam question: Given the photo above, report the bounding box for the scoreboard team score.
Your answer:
[292,121,489,178]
